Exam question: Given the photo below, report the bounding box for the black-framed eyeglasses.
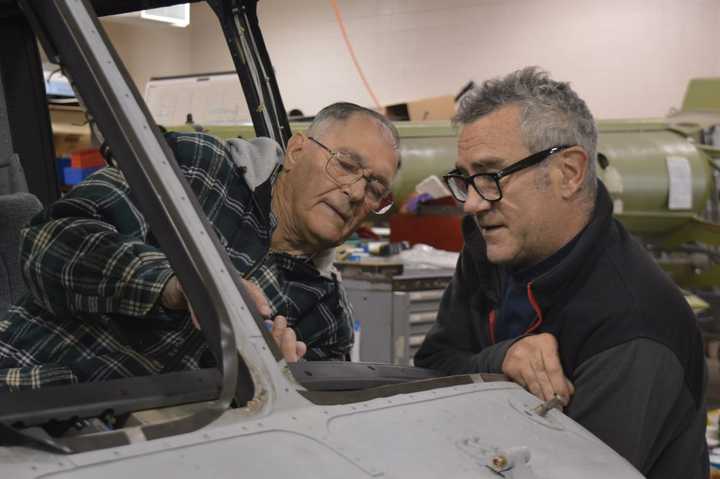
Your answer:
[308,136,394,214]
[443,145,574,203]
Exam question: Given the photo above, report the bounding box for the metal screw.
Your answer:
[532,394,565,417]
[491,455,508,470]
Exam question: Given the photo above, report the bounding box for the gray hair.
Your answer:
[454,67,597,201]
[307,102,401,169]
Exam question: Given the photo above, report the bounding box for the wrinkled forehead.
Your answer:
[321,114,397,147]
[456,107,527,170]
[322,115,400,175]
[457,106,523,146]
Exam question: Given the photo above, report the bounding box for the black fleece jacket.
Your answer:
[414,181,709,478]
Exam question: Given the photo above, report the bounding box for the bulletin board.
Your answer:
[144,72,251,127]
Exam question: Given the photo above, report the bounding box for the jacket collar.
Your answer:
[529,181,613,311]
[461,215,501,304]
[462,180,614,311]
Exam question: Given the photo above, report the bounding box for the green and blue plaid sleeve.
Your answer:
[20,167,174,318]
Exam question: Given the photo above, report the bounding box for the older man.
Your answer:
[0,102,399,389]
[414,68,708,477]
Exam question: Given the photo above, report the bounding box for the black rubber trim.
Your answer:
[0,369,222,427]
[207,0,290,147]
[298,376,476,406]
[290,361,510,405]
[289,361,444,391]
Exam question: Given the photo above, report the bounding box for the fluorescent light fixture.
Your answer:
[140,4,190,28]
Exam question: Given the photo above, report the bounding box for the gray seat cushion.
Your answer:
[0,192,42,314]
[0,154,30,195]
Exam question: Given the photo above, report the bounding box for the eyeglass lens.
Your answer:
[446,175,501,202]
[326,154,393,212]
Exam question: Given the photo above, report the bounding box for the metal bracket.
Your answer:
[17,0,59,63]
[207,0,290,148]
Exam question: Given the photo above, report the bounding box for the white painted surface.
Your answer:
[101,0,720,121]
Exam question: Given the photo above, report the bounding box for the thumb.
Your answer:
[241,279,271,318]
[162,275,188,310]
[566,378,575,396]
[296,340,307,360]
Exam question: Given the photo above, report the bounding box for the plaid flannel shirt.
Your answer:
[0,132,353,390]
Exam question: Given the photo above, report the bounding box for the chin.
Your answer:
[485,246,518,266]
[303,212,344,245]
[309,225,345,248]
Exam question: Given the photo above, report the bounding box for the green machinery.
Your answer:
[173,79,720,294]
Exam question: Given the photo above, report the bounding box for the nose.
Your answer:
[343,176,367,204]
[462,186,492,215]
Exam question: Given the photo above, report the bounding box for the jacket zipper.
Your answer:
[487,281,544,344]
[488,310,497,344]
[525,281,543,334]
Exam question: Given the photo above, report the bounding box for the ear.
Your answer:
[284,132,307,171]
[556,147,589,200]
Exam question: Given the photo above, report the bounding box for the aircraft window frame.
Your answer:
[0,0,263,451]
[0,0,496,455]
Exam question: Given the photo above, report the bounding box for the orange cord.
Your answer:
[329,0,383,109]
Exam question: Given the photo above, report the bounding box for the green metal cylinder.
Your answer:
[177,119,714,238]
[596,119,713,236]
[391,122,457,203]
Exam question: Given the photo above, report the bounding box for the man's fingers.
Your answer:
[513,375,527,389]
[523,375,542,400]
[270,315,287,345]
[268,316,305,363]
[161,275,188,310]
[566,378,575,396]
[530,359,556,401]
[281,327,298,362]
[507,360,539,399]
[296,340,307,360]
[161,276,199,329]
[502,334,574,403]
[240,279,272,318]
[541,348,572,402]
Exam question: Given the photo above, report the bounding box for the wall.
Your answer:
[101,17,192,95]
[102,0,720,120]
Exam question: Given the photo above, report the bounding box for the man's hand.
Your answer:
[240,278,271,318]
[162,275,306,362]
[240,278,306,362]
[501,333,575,404]
[161,275,188,311]
[265,316,307,363]
[162,276,200,328]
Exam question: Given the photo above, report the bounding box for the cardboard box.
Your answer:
[384,95,455,121]
[407,95,456,121]
[49,104,93,157]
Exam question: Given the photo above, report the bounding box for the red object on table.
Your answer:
[70,148,105,169]
[389,213,464,252]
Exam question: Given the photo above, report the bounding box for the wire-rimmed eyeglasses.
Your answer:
[308,136,394,214]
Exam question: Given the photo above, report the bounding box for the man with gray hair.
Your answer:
[414,67,707,477]
[0,102,400,389]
